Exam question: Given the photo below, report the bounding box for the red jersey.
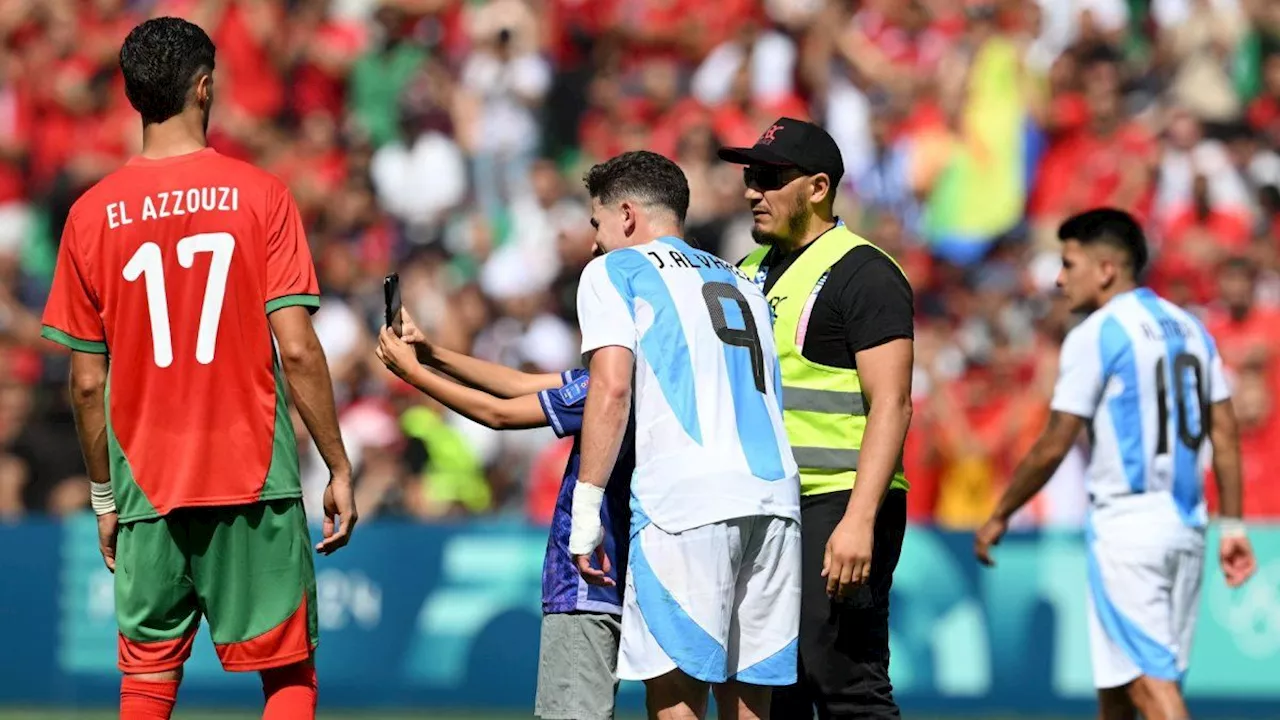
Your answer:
[1029,122,1159,223]
[41,148,320,522]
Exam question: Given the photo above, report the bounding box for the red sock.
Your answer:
[120,676,178,720]
[262,661,318,720]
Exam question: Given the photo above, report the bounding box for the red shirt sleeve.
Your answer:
[264,182,320,314]
[41,220,107,353]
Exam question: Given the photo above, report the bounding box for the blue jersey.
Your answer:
[537,369,633,615]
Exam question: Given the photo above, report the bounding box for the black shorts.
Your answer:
[770,488,907,720]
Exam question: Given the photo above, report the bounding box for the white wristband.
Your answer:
[1220,518,1247,539]
[568,482,606,556]
[90,481,116,516]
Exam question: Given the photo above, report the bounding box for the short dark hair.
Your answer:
[583,151,690,225]
[1080,41,1124,70]
[1058,208,1148,276]
[120,17,216,126]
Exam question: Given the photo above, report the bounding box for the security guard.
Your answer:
[720,118,914,719]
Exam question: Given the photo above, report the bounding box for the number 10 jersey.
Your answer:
[576,237,799,534]
[1051,287,1231,532]
[41,148,320,522]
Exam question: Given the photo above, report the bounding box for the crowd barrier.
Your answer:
[1,517,1277,716]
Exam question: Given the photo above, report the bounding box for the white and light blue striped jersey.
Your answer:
[1051,288,1230,533]
[576,236,800,534]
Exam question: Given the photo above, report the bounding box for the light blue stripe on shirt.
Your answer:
[605,248,702,445]
[669,237,787,481]
[1100,314,1145,495]
[1133,291,1202,525]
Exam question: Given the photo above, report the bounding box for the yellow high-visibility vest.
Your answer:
[741,225,910,497]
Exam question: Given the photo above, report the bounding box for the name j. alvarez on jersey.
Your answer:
[105,186,240,229]
[646,247,750,282]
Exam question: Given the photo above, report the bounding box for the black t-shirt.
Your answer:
[747,239,914,370]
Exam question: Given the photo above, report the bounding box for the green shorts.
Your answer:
[114,498,318,674]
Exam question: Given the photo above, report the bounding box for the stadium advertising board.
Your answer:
[0,518,1275,716]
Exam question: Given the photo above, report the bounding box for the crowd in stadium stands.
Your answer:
[2,0,1280,526]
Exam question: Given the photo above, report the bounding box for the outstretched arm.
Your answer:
[377,327,549,430]
[399,309,561,397]
[431,343,564,398]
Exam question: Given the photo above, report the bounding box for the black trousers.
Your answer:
[770,489,907,720]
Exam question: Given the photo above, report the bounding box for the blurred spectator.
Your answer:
[370,63,469,243]
[496,158,584,288]
[1162,0,1246,123]
[0,52,30,258]
[348,3,429,148]
[691,18,798,109]
[459,6,550,216]
[1156,110,1252,231]
[1029,43,1159,248]
[852,101,921,238]
[0,379,88,518]
[1206,256,1280,517]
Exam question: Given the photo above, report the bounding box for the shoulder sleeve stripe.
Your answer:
[538,390,567,438]
[266,294,321,315]
[41,326,108,354]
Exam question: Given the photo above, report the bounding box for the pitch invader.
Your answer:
[375,307,633,720]
[975,208,1257,720]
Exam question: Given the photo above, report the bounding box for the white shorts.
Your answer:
[1086,526,1204,689]
[618,515,800,685]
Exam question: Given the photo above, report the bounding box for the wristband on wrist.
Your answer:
[568,482,605,555]
[90,481,116,516]
[1220,517,1247,539]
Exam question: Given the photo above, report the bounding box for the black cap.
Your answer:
[717,117,845,185]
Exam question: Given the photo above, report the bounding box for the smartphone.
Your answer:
[383,273,403,336]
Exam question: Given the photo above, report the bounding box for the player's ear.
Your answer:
[1097,254,1119,289]
[195,71,213,109]
[620,201,637,237]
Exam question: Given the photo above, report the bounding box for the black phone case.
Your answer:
[384,274,401,328]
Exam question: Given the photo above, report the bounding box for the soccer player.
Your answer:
[40,18,356,720]
[375,308,632,720]
[569,151,801,720]
[974,208,1257,720]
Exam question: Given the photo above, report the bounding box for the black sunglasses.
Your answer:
[744,165,807,191]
